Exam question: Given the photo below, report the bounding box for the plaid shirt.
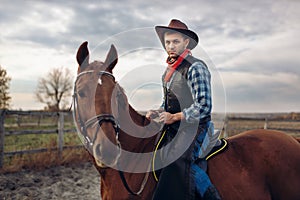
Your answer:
[182,61,212,123]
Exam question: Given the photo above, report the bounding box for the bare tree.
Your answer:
[0,65,11,109]
[36,67,73,111]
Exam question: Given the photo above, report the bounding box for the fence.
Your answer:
[222,114,300,138]
[0,110,82,168]
[1,110,300,168]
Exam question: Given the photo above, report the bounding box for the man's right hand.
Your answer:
[146,109,162,120]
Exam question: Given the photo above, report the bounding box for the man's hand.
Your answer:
[146,109,163,120]
[159,112,184,124]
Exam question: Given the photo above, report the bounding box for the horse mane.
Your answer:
[80,59,150,127]
[114,81,157,154]
[115,82,151,127]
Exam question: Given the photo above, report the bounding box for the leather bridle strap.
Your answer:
[73,70,149,196]
[118,164,151,196]
[119,171,138,196]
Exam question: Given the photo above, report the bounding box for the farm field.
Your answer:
[224,119,300,137]
[1,111,88,172]
[223,113,300,138]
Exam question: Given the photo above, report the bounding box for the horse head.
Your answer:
[73,41,122,168]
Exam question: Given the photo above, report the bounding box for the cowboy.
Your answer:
[146,19,221,200]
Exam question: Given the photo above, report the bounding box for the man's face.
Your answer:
[164,32,189,58]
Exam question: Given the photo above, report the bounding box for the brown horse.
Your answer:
[73,41,300,200]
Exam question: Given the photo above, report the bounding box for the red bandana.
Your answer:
[164,49,191,82]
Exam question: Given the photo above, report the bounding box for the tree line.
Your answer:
[0,65,73,111]
[0,66,11,109]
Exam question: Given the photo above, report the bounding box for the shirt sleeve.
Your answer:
[182,61,212,123]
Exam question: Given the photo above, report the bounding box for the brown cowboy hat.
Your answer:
[155,19,199,50]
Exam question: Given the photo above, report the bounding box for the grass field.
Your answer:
[4,113,81,152]
[1,112,90,173]
[4,132,81,152]
[225,120,300,137]
[224,113,300,137]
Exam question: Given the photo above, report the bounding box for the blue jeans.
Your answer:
[191,122,215,197]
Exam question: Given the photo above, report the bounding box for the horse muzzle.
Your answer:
[93,141,121,168]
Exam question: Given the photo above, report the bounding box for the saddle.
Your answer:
[196,138,228,172]
[204,138,228,160]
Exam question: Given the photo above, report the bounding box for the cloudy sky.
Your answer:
[1,0,299,113]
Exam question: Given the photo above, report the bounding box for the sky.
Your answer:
[0,0,300,113]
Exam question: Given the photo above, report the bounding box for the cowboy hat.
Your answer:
[155,19,199,50]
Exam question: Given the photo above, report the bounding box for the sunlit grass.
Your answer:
[2,148,91,173]
[4,132,82,152]
[1,112,89,173]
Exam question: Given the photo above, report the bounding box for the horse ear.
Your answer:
[104,44,118,72]
[76,41,89,67]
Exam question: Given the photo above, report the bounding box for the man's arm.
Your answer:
[159,61,211,124]
[183,61,212,123]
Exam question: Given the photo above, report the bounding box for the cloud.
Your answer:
[0,39,76,80]
[221,71,300,112]
[220,31,300,74]
[10,92,44,110]
[1,0,300,112]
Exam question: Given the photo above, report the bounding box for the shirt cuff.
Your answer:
[182,108,193,123]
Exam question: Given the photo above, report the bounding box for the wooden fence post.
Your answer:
[37,114,41,127]
[16,114,21,127]
[223,116,228,138]
[58,112,64,159]
[264,118,268,129]
[0,110,6,168]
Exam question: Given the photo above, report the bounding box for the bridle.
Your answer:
[72,69,149,196]
[72,70,121,150]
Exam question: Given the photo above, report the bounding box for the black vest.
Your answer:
[162,55,210,130]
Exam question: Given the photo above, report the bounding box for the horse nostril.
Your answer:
[95,144,102,157]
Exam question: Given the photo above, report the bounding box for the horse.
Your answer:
[73,41,300,200]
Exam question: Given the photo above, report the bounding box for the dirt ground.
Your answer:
[0,162,101,200]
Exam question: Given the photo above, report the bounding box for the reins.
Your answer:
[72,69,150,196]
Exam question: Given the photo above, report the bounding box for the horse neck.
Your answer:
[128,104,150,127]
[117,102,158,152]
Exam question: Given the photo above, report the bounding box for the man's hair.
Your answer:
[164,30,189,40]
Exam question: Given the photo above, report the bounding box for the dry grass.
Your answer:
[1,147,91,173]
[1,132,90,173]
[1,111,92,173]
[225,119,300,137]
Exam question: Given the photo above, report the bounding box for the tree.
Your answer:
[36,67,73,111]
[0,65,11,109]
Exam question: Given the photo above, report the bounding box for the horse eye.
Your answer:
[78,90,86,98]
